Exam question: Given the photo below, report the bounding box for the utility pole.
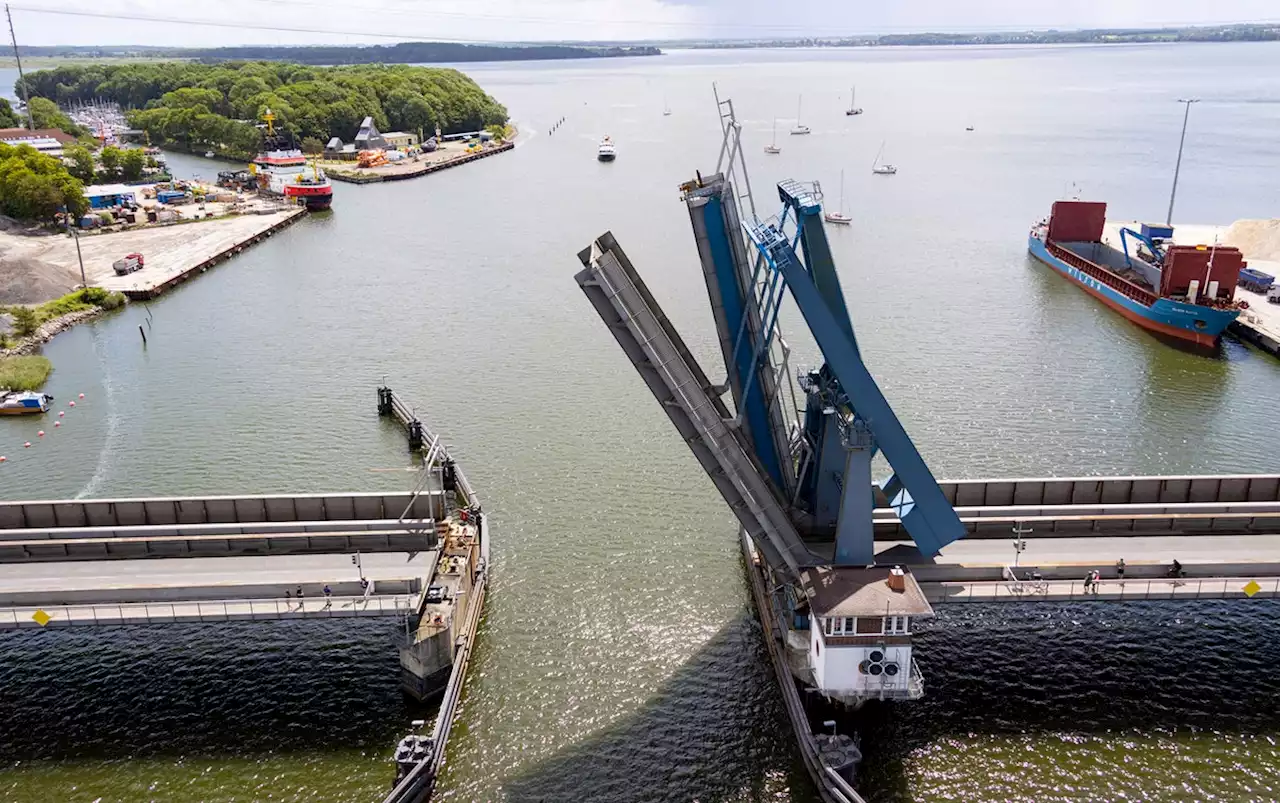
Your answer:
[1166,98,1199,226]
[5,4,34,131]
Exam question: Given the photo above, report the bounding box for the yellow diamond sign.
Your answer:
[31,609,51,627]
[1243,580,1262,598]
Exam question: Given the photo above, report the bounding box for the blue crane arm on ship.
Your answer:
[750,181,966,560]
[1119,226,1166,269]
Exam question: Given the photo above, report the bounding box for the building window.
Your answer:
[844,617,855,633]
[855,617,882,635]
[885,616,910,634]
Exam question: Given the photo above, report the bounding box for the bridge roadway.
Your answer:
[0,552,431,629]
[865,533,1280,604]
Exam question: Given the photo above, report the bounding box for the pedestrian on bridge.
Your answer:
[1083,572,1094,594]
[323,584,332,609]
[1116,558,1126,581]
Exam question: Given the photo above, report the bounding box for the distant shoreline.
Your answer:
[3,43,661,68]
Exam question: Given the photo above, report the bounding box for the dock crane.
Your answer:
[575,93,965,709]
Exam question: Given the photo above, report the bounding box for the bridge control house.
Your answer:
[803,565,932,703]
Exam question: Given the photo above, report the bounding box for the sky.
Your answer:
[8,0,1280,47]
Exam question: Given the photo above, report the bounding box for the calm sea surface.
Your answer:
[2,44,1280,801]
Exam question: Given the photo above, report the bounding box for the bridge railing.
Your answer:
[925,577,1280,603]
[2,594,414,629]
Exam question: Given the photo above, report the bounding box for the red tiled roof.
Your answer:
[0,128,77,145]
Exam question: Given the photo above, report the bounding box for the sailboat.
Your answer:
[824,170,852,224]
[845,86,863,116]
[872,141,897,175]
[790,96,810,135]
[765,119,781,154]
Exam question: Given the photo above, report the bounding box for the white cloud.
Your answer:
[8,0,1279,46]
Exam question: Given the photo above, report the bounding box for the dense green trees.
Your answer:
[0,143,88,222]
[0,98,19,128]
[26,97,84,136]
[64,145,96,182]
[121,148,146,181]
[21,62,508,159]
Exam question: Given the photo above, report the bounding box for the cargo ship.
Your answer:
[251,109,333,211]
[1029,200,1243,347]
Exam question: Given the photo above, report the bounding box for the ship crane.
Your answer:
[575,92,965,708]
[1119,226,1168,268]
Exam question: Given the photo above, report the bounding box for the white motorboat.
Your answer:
[598,135,616,162]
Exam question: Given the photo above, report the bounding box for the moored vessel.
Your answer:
[1028,200,1243,347]
[251,109,333,211]
[597,135,617,162]
[0,391,52,416]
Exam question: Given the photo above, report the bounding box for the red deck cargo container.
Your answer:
[1047,201,1107,244]
[1159,245,1244,300]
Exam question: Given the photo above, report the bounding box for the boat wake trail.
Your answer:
[76,326,123,499]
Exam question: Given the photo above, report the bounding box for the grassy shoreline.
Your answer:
[0,355,52,390]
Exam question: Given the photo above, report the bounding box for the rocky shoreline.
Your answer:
[1,308,106,357]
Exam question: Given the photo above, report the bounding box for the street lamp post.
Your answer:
[1166,98,1199,226]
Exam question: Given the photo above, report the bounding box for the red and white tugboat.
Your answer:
[252,109,333,211]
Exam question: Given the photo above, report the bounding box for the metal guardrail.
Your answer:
[2,594,414,629]
[925,577,1280,603]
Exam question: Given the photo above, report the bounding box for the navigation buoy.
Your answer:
[23,442,31,448]
[78,393,85,399]
[54,421,61,428]
[58,411,64,417]
[0,456,6,462]
[68,401,75,407]
[37,431,44,437]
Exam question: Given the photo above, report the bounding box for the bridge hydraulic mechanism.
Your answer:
[575,95,964,705]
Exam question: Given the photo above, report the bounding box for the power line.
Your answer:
[6,6,498,44]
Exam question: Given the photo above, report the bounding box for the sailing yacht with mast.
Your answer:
[765,119,781,154]
[790,95,810,135]
[872,141,897,175]
[824,170,852,224]
[845,86,863,116]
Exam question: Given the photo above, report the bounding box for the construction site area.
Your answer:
[0,194,304,304]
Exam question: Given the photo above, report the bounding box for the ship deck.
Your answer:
[1105,220,1280,354]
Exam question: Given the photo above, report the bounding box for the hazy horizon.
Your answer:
[6,0,1280,48]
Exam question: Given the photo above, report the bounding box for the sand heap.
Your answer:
[1225,219,1280,263]
[0,249,82,306]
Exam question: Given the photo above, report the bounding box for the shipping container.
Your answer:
[1047,201,1107,243]
[1140,223,1174,241]
[1160,245,1244,299]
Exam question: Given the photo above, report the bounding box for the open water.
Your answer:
[2,44,1280,801]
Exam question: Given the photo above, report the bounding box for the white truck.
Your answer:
[1268,284,1280,304]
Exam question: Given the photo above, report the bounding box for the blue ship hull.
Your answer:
[1028,232,1238,347]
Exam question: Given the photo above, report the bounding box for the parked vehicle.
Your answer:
[1239,266,1275,294]
[1269,285,1280,304]
[113,252,144,275]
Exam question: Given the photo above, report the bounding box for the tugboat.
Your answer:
[251,109,333,211]
[597,135,617,162]
[0,391,53,416]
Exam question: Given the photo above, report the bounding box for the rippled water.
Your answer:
[2,44,1280,801]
